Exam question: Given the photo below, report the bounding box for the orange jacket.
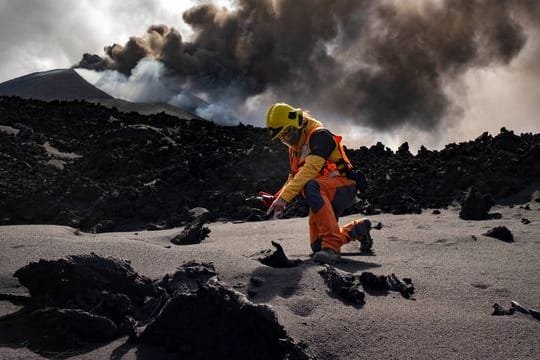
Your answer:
[278,117,353,203]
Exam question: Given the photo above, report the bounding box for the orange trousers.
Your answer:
[304,176,362,253]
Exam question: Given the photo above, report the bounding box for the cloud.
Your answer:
[0,0,196,82]
[74,0,540,149]
[78,58,239,125]
[2,0,539,150]
[78,59,172,103]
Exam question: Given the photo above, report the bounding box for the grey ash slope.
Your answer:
[0,69,203,120]
[0,69,112,101]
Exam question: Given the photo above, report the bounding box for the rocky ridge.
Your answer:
[1,96,539,232]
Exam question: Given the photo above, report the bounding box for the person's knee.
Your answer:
[305,180,324,213]
[332,184,356,216]
[311,238,322,252]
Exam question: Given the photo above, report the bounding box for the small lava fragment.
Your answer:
[521,218,530,225]
[373,222,383,230]
[510,300,529,314]
[483,226,513,243]
[359,272,415,299]
[318,266,365,305]
[492,303,515,315]
[259,241,302,268]
[492,301,540,321]
[432,210,441,215]
[170,214,211,245]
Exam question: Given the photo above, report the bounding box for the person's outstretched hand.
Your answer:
[266,197,287,217]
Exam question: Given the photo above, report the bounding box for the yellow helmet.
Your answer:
[266,103,303,140]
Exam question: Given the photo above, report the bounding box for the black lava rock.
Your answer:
[14,253,160,312]
[170,213,211,245]
[2,254,312,358]
[359,272,415,299]
[157,261,217,294]
[318,268,415,303]
[23,308,119,350]
[318,266,365,305]
[259,241,302,268]
[459,188,494,220]
[492,301,540,321]
[138,281,313,359]
[492,303,515,315]
[483,226,514,242]
[1,97,539,230]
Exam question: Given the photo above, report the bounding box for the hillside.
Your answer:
[0,69,112,101]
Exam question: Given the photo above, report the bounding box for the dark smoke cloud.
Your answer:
[75,0,540,131]
[333,0,533,130]
[0,0,192,83]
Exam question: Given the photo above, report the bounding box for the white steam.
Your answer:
[77,59,240,125]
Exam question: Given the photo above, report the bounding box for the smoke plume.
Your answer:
[75,0,540,146]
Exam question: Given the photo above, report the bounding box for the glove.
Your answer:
[266,197,288,217]
[258,191,275,208]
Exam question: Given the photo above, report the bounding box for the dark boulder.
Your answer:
[138,281,313,359]
[22,308,119,350]
[1,255,312,357]
[14,253,160,309]
[459,188,494,220]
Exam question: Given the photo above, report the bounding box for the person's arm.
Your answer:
[279,129,336,203]
[279,155,326,202]
[274,173,293,198]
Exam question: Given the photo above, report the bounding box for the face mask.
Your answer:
[279,127,301,147]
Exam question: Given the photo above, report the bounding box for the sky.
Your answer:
[1,0,539,151]
[0,0,209,81]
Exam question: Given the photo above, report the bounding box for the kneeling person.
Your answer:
[265,103,373,265]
